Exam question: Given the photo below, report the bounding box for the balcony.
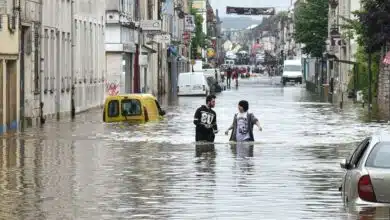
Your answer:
[20,0,41,23]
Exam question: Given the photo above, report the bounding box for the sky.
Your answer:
[209,0,292,20]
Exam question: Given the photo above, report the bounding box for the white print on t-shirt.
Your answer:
[236,112,250,141]
[200,111,214,127]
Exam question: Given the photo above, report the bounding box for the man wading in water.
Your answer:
[194,95,218,142]
[225,100,262,142]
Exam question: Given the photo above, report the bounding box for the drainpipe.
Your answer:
[133,0,141,93]
[39,0,45,124]
[70,0,75,118]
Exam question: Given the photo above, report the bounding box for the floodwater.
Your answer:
[1,77,390,220]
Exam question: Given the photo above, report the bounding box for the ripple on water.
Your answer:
[0,82,388,219]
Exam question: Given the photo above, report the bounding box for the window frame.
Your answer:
[107,100,120,117]
[121,99,142,116]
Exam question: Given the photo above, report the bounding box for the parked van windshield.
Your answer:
[284,65,301,72]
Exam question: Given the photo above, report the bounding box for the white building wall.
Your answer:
[350,0,361,62]
[41,0,72,117]
[40,0,105,117]
[73,0,106,113]
[105,0,137,95]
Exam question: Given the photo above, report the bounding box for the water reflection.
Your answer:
[195,143,216,175]
[230,142,254,158]
[230,142,255,176]
[348,206,390,220]
[0,138,76,220]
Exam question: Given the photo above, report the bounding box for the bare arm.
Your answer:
[252,114,262,131]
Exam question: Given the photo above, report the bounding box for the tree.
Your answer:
[191,8,206,59]
[293,0,328,57]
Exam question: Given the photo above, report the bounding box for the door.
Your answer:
[343,138,370,203]
[6,60,17,131]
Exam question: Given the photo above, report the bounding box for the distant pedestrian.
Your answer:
[226,67,232,88]
[225,100,262,142]
[194,95,218,142]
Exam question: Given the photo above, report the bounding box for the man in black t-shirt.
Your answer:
[193,95,218,142]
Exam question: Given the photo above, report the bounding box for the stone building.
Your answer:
[0,0,20,133]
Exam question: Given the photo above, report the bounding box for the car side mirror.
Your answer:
[160,110,166,116]
[340,159,350,169]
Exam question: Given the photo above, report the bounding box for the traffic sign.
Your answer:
[226,6,275,15]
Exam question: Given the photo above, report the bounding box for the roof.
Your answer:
[106,93,157,100]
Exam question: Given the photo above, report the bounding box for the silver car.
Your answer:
[340,134,390,205]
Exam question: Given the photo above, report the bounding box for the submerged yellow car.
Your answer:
[103,94,166,123]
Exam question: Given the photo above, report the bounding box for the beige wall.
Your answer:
[0,15,19,55]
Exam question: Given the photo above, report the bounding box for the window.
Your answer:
[107,100,119,117]
[121,99,142,116]
[283,65,301,72]
[366,142,390,168]
[348,138,370,167]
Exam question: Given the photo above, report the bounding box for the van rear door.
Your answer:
[178,74,191,94]
[191,74,206,92]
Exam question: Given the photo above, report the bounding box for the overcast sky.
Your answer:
[209,0,292,20]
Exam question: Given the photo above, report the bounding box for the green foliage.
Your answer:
[342,0,389,101]
[191,8,206,59]
[293,0,328,57]
[347,45,380,101]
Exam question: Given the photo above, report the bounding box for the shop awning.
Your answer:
[141,45,157,54]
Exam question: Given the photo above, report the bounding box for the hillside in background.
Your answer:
[220,16,261,30]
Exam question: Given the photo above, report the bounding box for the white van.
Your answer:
[282,59,303,85]
[178,72,210,96]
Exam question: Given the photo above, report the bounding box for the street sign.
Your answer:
[154,34,171,44]
[140,20,162,31]
[184,15,195,32]
[226,6,275,15]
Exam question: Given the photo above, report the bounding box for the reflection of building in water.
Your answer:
[37,139,74,219]
[0,138,76,219]
[0,139,25,219]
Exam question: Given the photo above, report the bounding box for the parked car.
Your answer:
[339,134,390,205]
[178,72,210,96]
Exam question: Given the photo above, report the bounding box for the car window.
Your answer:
[283,65,301,72]
[365,142,390,168]
[121,99,142,116]
[348,138,370,167]
[107,100,119,117]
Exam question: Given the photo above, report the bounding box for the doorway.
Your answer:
[6,60,17,131]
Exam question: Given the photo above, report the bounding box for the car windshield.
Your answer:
[121,99,142,116]
[365,142,390,168]
[284,65,301,72]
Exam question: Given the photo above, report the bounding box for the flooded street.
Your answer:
[2,77,390,219]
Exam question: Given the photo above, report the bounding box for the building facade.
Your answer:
[326,0,353,103]
[0,0,20,134]
[20,0,42,127]
[105,0,137,95]
[72,0,106,113]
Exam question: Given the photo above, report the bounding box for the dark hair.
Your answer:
[206,94,216,103]
[238,100,249,112]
